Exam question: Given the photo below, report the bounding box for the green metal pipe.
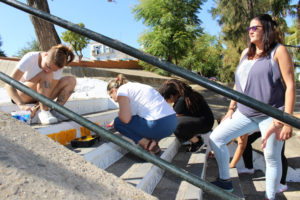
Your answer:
[1,0,299,129]
[0,71,241,200]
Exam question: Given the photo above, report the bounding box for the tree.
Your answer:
[27,0,61,51]
[133,0,205,65]
[285,19,300,65]
[0,35,6,57]
[61,23,89,61]
[179,34,223,78]
[16,39,39,58]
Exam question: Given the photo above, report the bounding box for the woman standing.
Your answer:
[209,14,295,200]
[159,79,214,152]
[107,74,177,155]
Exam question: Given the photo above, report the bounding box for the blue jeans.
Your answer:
[209,109,283,199]
[114,114,177,144]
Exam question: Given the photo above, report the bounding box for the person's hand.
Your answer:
[221,109,234,122]
[261,120,292,149]
[30,104,40,119]
[106,120,114,128]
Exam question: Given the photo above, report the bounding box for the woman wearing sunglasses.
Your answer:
[209,14,295,200]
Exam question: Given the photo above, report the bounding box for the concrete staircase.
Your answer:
[1,59,300,199]
[28,80,300,199]
[41,119,245,200]
[1,89,300,199]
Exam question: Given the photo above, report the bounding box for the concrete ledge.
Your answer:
[175,147,206,200]
[34,110,118,146]
[0,110,156,200]
[84,142,129,169]
[136,136,181,194]
[0,97,113,113]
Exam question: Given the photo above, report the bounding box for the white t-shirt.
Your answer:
[17,52,63,82]
[117,82,175,120]
[236,59,257,92]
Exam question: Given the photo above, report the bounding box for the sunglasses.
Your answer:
[248,26,262,32]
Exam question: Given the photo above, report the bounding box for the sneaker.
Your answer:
[277,184,288,193]
[238,168,255,174]
[187,136,204,152]
[211,178,233,192]
[38,110,58,125]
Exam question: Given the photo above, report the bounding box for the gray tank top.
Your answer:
[235,44,285,117]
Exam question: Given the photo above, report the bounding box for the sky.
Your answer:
[0,0,297,59]
[0,0,220,58]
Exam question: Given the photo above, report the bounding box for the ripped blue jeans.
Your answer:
[209,109,283,199]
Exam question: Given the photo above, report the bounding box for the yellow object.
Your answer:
[47,128,77,146]
[80,126,91,137]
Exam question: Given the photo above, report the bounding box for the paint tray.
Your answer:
[71,135,100,148]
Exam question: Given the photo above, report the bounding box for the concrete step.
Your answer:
[0,84,118,124]
[228,139,300,199]
[29,108,299,199]
[33,110,118,145]
[106,136,181,194]
[64,123,216,200]
[71,128,232,200]
[203,143,245,199]
[239,170,300,199]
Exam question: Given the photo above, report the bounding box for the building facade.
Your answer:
[90,41,135,61]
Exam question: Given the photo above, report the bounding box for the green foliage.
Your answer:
[179,34,223,78]
[137,60,171,76]
[133,0,205,64]
[285,19,300,64]
[0,50,5,57]
[61,23,89,61]
[0,35,6,57]
[16,39,39,58]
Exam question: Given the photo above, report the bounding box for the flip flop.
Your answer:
[146,139,161,155]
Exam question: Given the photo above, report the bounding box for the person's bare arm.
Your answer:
[117,96,132,124]
[5,68,31,111]
[273,45,295,140]
[262,45,295,147]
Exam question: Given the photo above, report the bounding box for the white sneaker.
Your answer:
[238,168,255,174]
[38,110,58,125]
[277,184,288,193]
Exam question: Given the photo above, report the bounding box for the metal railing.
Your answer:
[1,0,300,199]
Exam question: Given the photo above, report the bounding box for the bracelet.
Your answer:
[273,120,283,129]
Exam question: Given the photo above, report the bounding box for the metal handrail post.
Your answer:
[1,0,299,129]
[0,71,241,200]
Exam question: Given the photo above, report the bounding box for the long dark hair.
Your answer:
[247,14,281,59]
[158,79,205,114]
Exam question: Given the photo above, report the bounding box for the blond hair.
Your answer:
[47,44,75,68]
[107,74,128,92]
